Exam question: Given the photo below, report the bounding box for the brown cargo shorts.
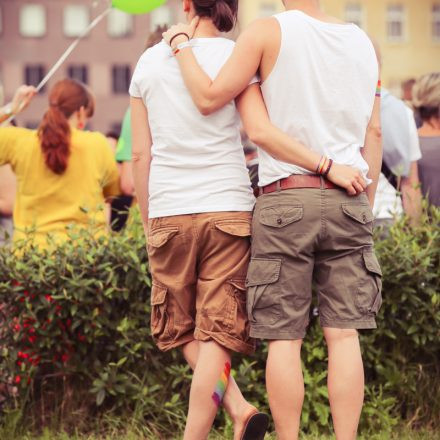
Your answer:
[246,187,382,340]
[147,212,255,355]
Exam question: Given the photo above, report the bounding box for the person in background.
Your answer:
[401,78,422,128]
[402,78,416,103]
[106,131,120,155]
[0,79,120,248]
[371,42,422,227]
[0,85,36,245]
[412,72,440,207]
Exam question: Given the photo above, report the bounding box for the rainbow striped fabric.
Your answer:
[212,362,231,407]
[376,80,382,97]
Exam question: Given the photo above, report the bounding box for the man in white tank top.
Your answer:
[164,1,383,438]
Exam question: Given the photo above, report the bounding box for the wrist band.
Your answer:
[376,80,382,97]
[173,41,192,56]
[315,156,325,174]
[323,159,334,177]
[169,32,190,49]
[318,157,328,175]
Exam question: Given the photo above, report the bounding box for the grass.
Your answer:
[13,428,440,440]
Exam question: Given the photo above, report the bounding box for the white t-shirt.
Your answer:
[259,11,379,186]
[129,39,255,218]
[373,106,422,219]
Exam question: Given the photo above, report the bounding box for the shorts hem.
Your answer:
[155,334,196,352]
[320,318,377,329]
[194,328,255,355]
[250,326,306,340]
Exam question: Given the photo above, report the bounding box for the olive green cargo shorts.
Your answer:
[246,188,382,340]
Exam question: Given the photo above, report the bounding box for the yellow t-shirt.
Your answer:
[0,126,120,247]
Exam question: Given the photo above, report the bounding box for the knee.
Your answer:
[323,328,359,346]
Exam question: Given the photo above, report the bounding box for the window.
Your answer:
[433,4,440,41]
[387,4,405,41]
[345,3,364,28]
[63,5,89,37]
[24,65,45,91]
[67,65,88,84]
[259,3,277,17]
[107,9,133,37]
[112,65,131,94]
[19,4,46,37]
[150,5,171,31]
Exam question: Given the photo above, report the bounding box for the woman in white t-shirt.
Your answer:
[130,1,365,438]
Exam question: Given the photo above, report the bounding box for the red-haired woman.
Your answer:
[0,79,120,247]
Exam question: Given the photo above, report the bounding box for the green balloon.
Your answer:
[112,0,166,15]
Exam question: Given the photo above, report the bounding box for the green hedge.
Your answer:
[0,208,439,438]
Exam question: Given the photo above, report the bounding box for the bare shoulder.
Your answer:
[238,17,280,47]
[243,17,279,35]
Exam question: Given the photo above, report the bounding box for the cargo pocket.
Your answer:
[341,204,374,225]
[246,258,282,326]
[214,219,251,237]
[356,250,383,316]
[150,283,169,339]
[260,205,303,228]
[148,227,179,248]
[224,278,248,333]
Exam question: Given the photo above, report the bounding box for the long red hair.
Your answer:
[38,79,94,174]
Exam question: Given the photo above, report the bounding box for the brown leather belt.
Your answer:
[258,174,337,196]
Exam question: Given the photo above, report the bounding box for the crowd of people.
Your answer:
[0,1,439,439]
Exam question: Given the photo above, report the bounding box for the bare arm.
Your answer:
[236,85,367,195]
[401,161,422,224]
[163,19,266,115]
[361,95,382,207]
[120,160,135,196]
[130,97,152,235]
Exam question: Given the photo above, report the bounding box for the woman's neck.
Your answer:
[418,118,440,137]
[192,17,220,39]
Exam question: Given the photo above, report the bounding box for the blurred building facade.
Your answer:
[0,0,184,132]
[1,0,439,132]
[238,0,440,95]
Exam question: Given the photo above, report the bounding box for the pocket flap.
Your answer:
[151,283,167,305]
[260,206,303,228]
[246,258,282,287]
[362,250,382,277]
[342,204,374,224]
[148,227,179,248]
[214,220,251,237]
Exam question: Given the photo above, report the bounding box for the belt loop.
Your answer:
[276,179,281,192]
[320,175,325,190]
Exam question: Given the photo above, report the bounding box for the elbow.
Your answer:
[367,123,382,141]
[247,126,268,149]
[197,99,217,116]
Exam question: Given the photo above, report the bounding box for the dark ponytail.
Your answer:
[38,79,94,175]
[193,0,238,33]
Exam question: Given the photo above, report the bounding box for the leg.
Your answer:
[324,327,364,440]
[266,340,304,440]
[183,341,259,440]
[183,341,230,440]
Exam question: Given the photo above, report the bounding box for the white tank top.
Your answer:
[259,10,379,186]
